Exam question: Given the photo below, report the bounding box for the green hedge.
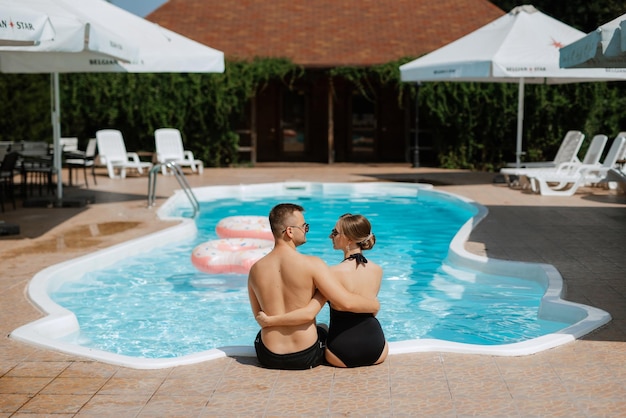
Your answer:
[0,58,299,167]
[419,81,626,170]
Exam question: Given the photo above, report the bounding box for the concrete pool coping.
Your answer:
[9,181,612,369]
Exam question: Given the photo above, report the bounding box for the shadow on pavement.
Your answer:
[360,170,498,186]
[0,187,148,239]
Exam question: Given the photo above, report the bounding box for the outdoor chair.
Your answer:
[96,129,152,179]
[500,134,607,185]
[503,129,585,169]
[500,130,585,185]
[528,134,626,196]
[0,141,11,162]
[65,138,98,187]
[154,128,204,175]
[0,151,19,212]
[19,141,56,196]
[60,137,79,153]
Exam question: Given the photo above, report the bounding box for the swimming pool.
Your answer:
[11,182,611,369]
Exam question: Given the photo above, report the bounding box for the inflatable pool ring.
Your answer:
[215,216,273,240]
[191,238,273,275]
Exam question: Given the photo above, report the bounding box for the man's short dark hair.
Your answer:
[269,203,304,235]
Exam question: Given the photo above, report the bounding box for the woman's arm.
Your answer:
[256,291,326,328]
[311,257,379,314]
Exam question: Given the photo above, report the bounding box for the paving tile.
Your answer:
[155,376,221,397]
[390,378,450,398]
[496,364,561,383]
[452,395,518,416]
[264,393,331,416]
[113,366,171,379]
[513,396,586,417]
[328,395,392,416]
[5,362,70,378]
[576,398,626,417]
[200,391,270,416]
[448,379,511,400]
[166,357,231,380]
[505,379,570,399]
[97,377,164,395]
[136,395,207,417]
[18,394,92,415]
[9,414,75,418]
[0,376,53,395]
[40,377,108,394]
[563,381,626,400]
[74,394,150,417]
[58,361,119,379]
[0,393,30,414]
[391,394,455,416]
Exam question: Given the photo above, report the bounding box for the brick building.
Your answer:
[148,0,504,164]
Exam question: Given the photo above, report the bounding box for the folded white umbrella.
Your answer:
[0,0,225,202]
[0,4,55,46]
[560,14,626,68]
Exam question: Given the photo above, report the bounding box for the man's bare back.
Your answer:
[249,245,326,353]
[248,203,379,370]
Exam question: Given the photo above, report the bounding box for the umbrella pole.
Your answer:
[412,82,420,168]
[515,78,525,169]
[51,72,63,203]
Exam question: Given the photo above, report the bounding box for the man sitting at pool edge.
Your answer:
[248,203,380,370]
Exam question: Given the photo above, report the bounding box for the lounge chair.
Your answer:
[500,134,607,185]
[606,168,626,194]
[500,130,585,184]
[154,128,204,175]
[95,129,152,179]
[528,134,626,196]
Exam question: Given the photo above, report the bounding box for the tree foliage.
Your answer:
[489,0,625,32]
[419,81,626,170]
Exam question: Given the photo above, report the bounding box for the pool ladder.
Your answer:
[148,162,200,217]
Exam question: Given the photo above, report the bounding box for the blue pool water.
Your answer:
[50,185,570,359]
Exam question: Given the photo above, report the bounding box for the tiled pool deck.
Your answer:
[1,164,625,417]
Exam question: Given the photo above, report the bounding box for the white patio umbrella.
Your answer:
[0,0,139,61]
[399,5,626,168]
[560,14,626,68]
[0,5,55,46]
[0,0,225,203]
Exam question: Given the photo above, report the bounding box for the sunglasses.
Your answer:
[282,223,310,234]
[330,228,341,237]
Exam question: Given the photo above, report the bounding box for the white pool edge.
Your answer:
[10,182,612,369]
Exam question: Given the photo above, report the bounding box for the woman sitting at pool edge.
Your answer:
[257,213,388,368]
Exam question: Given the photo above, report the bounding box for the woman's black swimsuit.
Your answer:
[326,308,386,367]
[326,253,386,367]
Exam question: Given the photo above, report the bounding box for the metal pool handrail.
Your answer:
[148,161,199,217]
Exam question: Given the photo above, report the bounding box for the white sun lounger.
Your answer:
[528,134,626,196]
[96,129,152,179]
[501,134,607,184]
[154,128,204,175]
